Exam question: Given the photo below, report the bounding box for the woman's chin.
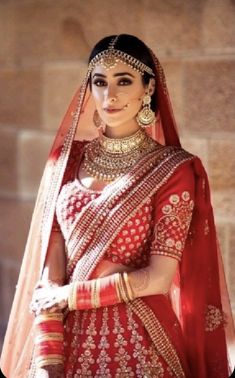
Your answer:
[103,117,137,129]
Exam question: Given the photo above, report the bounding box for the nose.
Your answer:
[104,85,118,104]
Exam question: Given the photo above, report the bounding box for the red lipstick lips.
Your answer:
[103,107,122,113]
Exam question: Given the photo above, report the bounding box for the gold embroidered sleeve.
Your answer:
[150,164,195,261]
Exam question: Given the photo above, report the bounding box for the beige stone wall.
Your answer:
[0,0,235,350]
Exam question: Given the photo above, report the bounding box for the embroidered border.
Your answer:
[67,149,194,281]
[130,298,185,378]
[66,145,168,272]
[40,76,89,275]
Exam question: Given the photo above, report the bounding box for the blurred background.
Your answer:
[0,0,235,351]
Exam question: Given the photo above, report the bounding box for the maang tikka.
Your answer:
[136,91,156,128]
[88,35,155,77]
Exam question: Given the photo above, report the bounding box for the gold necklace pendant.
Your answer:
[83,129,157,182]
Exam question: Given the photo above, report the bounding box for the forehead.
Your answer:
[91,61,141,78]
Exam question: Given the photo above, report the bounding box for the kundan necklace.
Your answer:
[83,128,157,182]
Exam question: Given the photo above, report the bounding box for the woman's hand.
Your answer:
[30,282,70,315]
[35,365,64,378]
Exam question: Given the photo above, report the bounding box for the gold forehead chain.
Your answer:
[88,35,155,77]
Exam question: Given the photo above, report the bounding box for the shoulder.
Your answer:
[159,144,194,160]
[153,145,197,193]
[152,143,195,174]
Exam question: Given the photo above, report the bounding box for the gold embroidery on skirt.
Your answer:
[112,305,134,377]
[65,310,85,378]
[130,298,185,378]
[96,307,112,377]
[75,309,96,377]
[126,304,165,377]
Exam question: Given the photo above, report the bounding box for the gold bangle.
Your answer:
[120,273,130,302]
[91,280,95,308]
[123,272,135,301]
[36,355,64,367]
[118,274,129,303]
[91,279,100,308]
[94,278,100,308]
[68,282,77,310]
[114,273,122,302]
[35,332,64,344]
[34,313,63,324]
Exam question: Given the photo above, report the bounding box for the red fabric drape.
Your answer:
[1,38,234,378]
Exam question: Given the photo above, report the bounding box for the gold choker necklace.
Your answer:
[100,129,147,154]
[83,129,157,182]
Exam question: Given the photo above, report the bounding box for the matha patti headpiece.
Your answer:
[88,35,155,77]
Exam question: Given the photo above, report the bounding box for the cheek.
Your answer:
[124,85,145,105]
[91,87,103,106]
[126,96,143,114]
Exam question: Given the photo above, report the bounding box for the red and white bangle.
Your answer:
[34,312,64,368]
[68,272,135,311]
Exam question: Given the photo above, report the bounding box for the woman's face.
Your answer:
[91,62,148,128]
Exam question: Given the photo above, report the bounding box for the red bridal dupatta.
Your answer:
[1,50,235,378]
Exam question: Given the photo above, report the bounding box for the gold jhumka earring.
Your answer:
[136,92,156,128]
[93,110,105,129]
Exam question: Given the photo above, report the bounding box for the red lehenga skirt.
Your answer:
[64,295,190,378]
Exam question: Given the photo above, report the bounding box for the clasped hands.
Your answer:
[30,281,70,316]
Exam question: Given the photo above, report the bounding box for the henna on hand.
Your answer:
[30,285,69,315]
[129,268,150,295]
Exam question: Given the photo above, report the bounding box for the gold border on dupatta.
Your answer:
[130,298,185,378]
[67,149,194,282]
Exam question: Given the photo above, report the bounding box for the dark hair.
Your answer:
[88,34,157,111]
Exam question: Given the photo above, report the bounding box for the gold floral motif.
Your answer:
[169,194,180,205]
[75,310,97,377]
[150,191,194,261]
[182,191,190,201]
[65,311,82,378]
[162,204,172,214]
[146,345,165,377]
[95,307,112,377]
[130,298,185,378]
[205,305,224,332]
[112,305,134,376]
[126,305,164,377]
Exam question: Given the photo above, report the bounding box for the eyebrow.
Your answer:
[92,72,135,78]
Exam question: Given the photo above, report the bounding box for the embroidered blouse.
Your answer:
[53,141,195,267]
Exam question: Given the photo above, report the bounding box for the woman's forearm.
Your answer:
[68,271,134,311]
[41,231,66,286]
[31,255,178,314]
[128,255,178,298]
[68,255,178,311]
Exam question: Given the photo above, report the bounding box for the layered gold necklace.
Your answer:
[83,129,157,182]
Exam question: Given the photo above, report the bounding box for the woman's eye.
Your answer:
[118,78,132,86]
[93,80,107,87]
